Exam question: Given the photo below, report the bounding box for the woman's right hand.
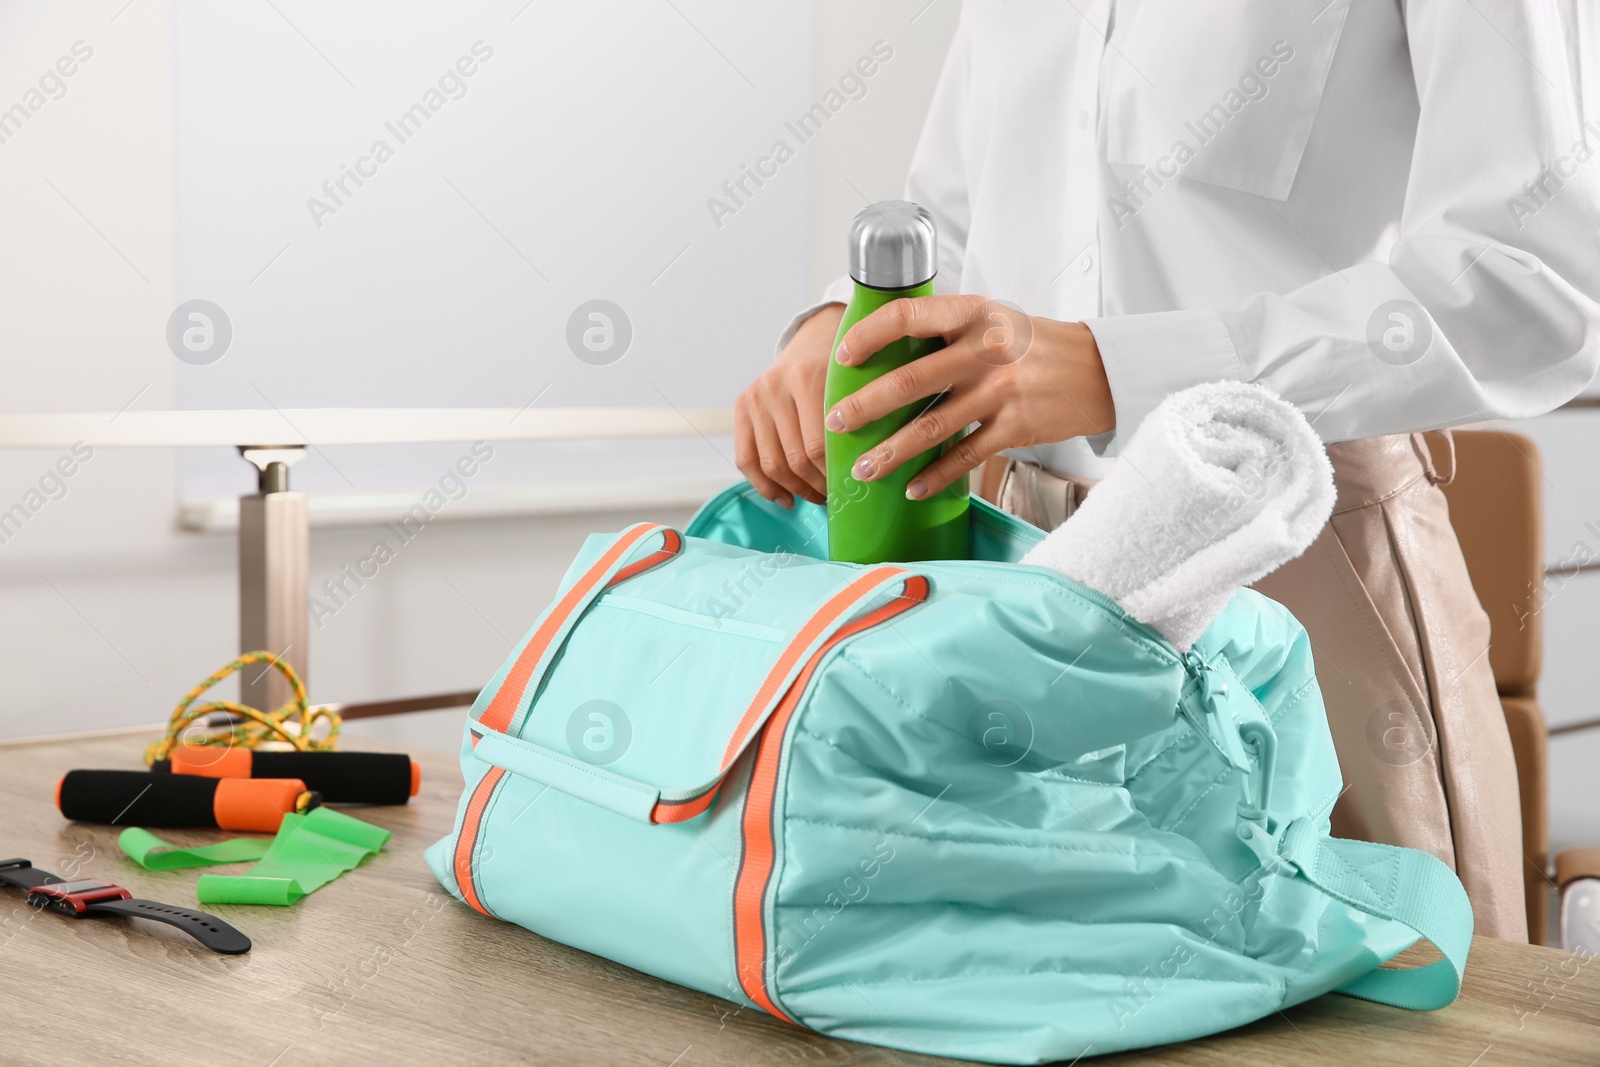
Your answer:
[734,303,845,508]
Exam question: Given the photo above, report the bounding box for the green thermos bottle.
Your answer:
[825,200,969,564]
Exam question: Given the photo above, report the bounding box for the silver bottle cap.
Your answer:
[847,200,937,290]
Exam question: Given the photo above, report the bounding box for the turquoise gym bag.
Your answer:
[426,481,1474,1063]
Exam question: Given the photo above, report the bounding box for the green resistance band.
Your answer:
[119,807,390,906]
[118,830,270,871]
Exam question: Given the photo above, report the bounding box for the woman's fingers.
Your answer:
[905,417,1011,501]
[834,294,985,368]
[796,392,830,492]
[740,294,1074,510]
[787,358,831,497]
[734,397,793,508]
[768,394,827,503]
[849,389,983,482]
[823,298,1043,491]
[748,396,818,507]
[825,342,981,433]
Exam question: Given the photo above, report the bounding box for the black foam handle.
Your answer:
[57,770,220,827]
[152,750,415,804]
[245,751,413,804]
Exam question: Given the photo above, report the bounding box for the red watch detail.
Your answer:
[26,879,132,914]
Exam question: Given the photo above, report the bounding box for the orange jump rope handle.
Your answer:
[157,746,420,804]
[56,769,318,832]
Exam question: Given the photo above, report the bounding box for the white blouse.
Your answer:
[789,0,1600,477]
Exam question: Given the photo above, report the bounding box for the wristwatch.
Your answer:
[0,858,251,954]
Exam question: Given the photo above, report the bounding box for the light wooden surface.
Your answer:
[0,407,734,448]
[2,730,1596,1067]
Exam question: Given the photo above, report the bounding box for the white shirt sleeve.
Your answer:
[1086,0,1600,453]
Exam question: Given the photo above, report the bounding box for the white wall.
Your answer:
[168,0,815,502]
[804,0,961,295]
[0,0,182,732]
[0,0,958,753]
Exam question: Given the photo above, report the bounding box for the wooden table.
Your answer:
[2,730,1596,1067]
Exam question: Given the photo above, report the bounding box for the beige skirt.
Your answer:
[980,432,1528,941]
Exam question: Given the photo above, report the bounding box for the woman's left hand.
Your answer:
[823,295,1116,499]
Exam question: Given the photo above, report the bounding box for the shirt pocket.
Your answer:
[1101,0,1351,201]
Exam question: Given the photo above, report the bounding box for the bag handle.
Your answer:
[476,522,683,738]
[469,725,668,823]
[472,565,931,823]
[1282,821,1474,1010]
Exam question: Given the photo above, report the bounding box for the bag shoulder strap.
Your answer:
[1283,821,1475,1010]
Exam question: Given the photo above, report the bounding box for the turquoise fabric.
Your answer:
[426,481,1473,1063]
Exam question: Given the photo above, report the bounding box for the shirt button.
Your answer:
[1077,252,1095,273]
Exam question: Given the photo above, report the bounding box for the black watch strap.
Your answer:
[0,859,62,891]
[86,898,252,955]
[3,857,251,955]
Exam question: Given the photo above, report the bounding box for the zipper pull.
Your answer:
[1182,650,1285,866]
[1180,651,1251,774]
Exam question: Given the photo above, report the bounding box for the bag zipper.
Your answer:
[1179,648,1283,867]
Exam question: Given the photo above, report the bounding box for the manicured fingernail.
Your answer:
[906,480,927,500]
[852,456,875,480]
[776,494,793,510]
[825,409,846,432]
[834,342,850,365]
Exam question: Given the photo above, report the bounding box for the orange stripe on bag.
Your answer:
[454,766,506,916]
[611,528,682,584]
[456,525,681,913]
[652,569,912,825]
[732,574,930,1022]
[719,567,911,767]
[651,783,722,824]
[478,523,670,736]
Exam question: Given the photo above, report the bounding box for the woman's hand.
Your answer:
[825,295,1115,499]
[734,303,845,508]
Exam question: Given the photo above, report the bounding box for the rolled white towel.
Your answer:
[1020,381,1335,651]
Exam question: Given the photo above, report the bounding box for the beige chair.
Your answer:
[1440,428,1600,946]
